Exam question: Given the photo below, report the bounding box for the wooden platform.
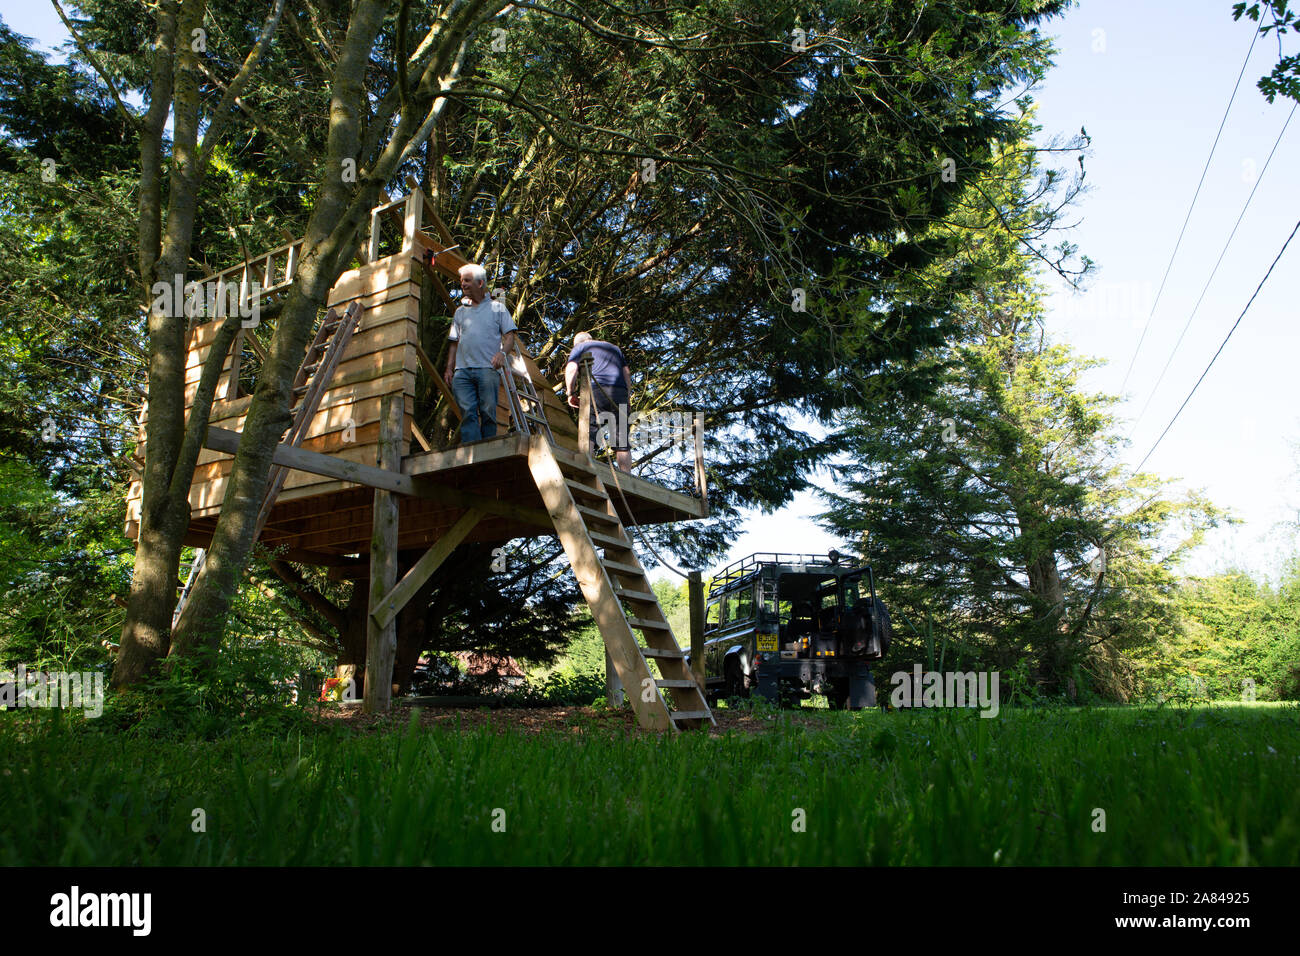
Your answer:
[179,432,706,565]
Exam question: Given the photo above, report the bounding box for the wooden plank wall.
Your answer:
[125,253,420,530]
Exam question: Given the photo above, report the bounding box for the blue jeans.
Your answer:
[453,366,500,444]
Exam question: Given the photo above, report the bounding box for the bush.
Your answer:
[98,640,318,740]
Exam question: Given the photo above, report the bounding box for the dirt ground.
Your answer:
[312,702,840,737]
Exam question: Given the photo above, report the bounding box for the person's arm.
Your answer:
[493,329,516,369]
[565,361,579,407]
[445,312,460,381]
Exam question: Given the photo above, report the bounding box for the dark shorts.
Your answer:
[590,381,630,452]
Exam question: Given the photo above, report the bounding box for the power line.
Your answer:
[1135,216,1300,474]
[1119,25,1260,394]
[1129,101,1297,435]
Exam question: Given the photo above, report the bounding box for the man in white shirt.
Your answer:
[444,264,517,443]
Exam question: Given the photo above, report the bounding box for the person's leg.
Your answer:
[452,368,481,444]
[474,367,500,439]
[610,385,631,472]
[590,384,615,454]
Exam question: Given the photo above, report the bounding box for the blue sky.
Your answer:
[6,2,1298,581]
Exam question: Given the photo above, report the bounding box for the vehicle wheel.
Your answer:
[828,678,850,711]
[724,659,749,703]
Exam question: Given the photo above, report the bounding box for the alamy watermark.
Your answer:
[591,407,705,456]
[889,665,1000,718]
[150,273,262,327]
[1,666,104,718]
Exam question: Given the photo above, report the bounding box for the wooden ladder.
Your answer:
[526,434,714,732]
[499,340,554,441]
[174,302,363,626]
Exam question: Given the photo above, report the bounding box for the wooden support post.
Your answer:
[605,648,625,708]
[364,393,402,713]
[410,420,432,452]
[693,411,708,512]
[224,328,243,401]
[370,507,482,630]
[368,208,382,263]
[402,189,422,255]
[689,570,705,691]
[578,361,593,457]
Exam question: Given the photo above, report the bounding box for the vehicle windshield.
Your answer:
[843,575,862,608]
[777,573,841,632]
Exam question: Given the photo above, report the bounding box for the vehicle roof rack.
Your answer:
[707,552,854,598]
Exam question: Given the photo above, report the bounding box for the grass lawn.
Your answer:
[2,702,1296,865]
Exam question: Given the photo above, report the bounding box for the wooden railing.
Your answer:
[199,186,467,310]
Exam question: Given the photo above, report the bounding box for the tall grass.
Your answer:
[1,703,1296,865]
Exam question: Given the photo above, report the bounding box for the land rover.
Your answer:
[696,552,891,709]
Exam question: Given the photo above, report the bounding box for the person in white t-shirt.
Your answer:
[444,264,517,443]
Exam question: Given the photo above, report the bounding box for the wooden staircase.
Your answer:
[527,434,714,732]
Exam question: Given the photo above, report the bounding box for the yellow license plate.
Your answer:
[757,634,778,652]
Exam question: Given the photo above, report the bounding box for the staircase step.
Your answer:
[576,503,618,525]
[627,616,670,631]
[669,710,712,722]
[600,558,643,576]
[655,679,699,689]
[641,646,684,659]
[613,587,657,603]
[589,529,632,551]
[564,479,607,501]
[559,456,597,476]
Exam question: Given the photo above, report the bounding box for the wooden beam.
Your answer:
[694,412,709,515]
[423,196,457,247]
[410,420,432,452]
[403,433,530,476]
[410,478,552,528]
[578,361,593,457]
[422,264,458,311]
[204,424,552,536]
[605,647,625,708]
[370,507,482,630]
[205,425,417,496]
[402,189,423,256]
[225,328,243,401]
[364,394,402,713]
[415,343,462,420]
[410,228,469,278]
[689,570,705,691]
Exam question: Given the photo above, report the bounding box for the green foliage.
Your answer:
[97,628,321,740]
[1130,563,1300,701]
[1234,1,1300,103]
[0,460,131,672]
[504,671,606,707]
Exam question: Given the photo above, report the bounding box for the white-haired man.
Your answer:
[444,264,517,444]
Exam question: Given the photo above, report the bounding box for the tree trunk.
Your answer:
[168,0,415,665]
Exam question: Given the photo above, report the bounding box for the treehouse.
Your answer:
[125,188,713,731]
